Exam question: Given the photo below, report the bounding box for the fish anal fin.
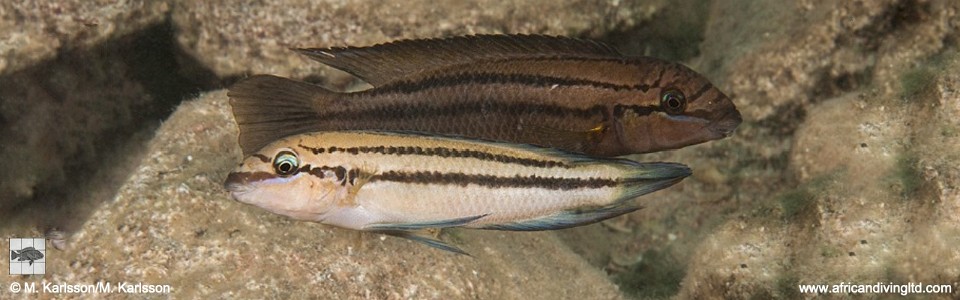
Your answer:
[227,75,337,156]
[479,204,641,231]
[294,34,622,87]
[363,214,488,231]
[376,230,470,256]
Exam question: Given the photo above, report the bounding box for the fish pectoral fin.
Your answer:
[479,204,641,231]
[524,123,607,153]
[375,230,470,256]
[340,166,379,207]
[363,214,488,231]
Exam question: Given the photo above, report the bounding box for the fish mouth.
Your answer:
[224,171,267,195]
[708,109,743,138]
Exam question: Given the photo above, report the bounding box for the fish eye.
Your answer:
[660,89,687,115]
[273,150,300,177]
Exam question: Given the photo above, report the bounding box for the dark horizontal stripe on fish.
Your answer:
[297,144,573,169]
[324,97,607,121]
[372,170,619,190]
[613,104,659,118]
[300,164,350,184]
[368,72,651,96]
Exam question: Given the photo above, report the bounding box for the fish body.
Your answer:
[228,34,741,157]
[11,247,43,265]
[225,131,690,254]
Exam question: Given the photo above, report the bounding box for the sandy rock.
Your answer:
[676,48,960,300]
[0,0,170,76]
[171,0,667,79]
[35,91,625,299]
[706,0,958,122]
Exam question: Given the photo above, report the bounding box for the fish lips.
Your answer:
[223,171,276,195]
[708,108,743,138]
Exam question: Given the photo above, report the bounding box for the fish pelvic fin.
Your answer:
[363,214,488,231]
[227,75,337,156]
[480,204,642,231]
[375,230,470,256]
[614,161,691,203]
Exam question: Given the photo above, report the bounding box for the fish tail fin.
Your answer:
[10,250,17,260]
[227,75,338,156]
[613,161,691,203]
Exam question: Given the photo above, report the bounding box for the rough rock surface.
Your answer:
[554,1,960,298]
[172,0,667,79]
[0,0,170,76]
[3,0,960,298]
[32,91,624,299]
[671,1,960,298]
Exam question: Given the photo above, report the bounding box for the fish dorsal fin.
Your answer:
[294,34,623,86]
[227,75,335,156]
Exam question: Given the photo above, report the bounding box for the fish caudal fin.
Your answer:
[10,250,17,260]
[227,75,336,156]
[615,161,691,203]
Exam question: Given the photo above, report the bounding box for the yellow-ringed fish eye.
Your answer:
[660,89,687,115]
[272,150,300,176]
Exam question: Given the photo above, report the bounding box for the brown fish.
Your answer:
[228,34,741,157]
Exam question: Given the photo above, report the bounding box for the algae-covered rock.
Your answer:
[35,91,624,299]
[171,0,667,79]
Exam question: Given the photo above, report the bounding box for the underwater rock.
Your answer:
[0,24,212,234]
[706,0,957,122]
[42,91,625,299]
[677,49,960,299]
[171,0,667,79]
[0,0,170,76]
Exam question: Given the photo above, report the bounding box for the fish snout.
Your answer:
[710,109,743,137]
[224,172,253,195]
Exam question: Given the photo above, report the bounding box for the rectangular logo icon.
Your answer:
[9,238,45,275]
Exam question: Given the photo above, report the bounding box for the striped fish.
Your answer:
[228,34,741,158]
[224,131,691,254]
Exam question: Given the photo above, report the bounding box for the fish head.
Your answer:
[225,138,340,221]
[617,59,742,153]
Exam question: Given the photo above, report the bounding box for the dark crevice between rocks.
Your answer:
[613,247,686,298]
[0,19,221,236]
[594,0,710,62]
